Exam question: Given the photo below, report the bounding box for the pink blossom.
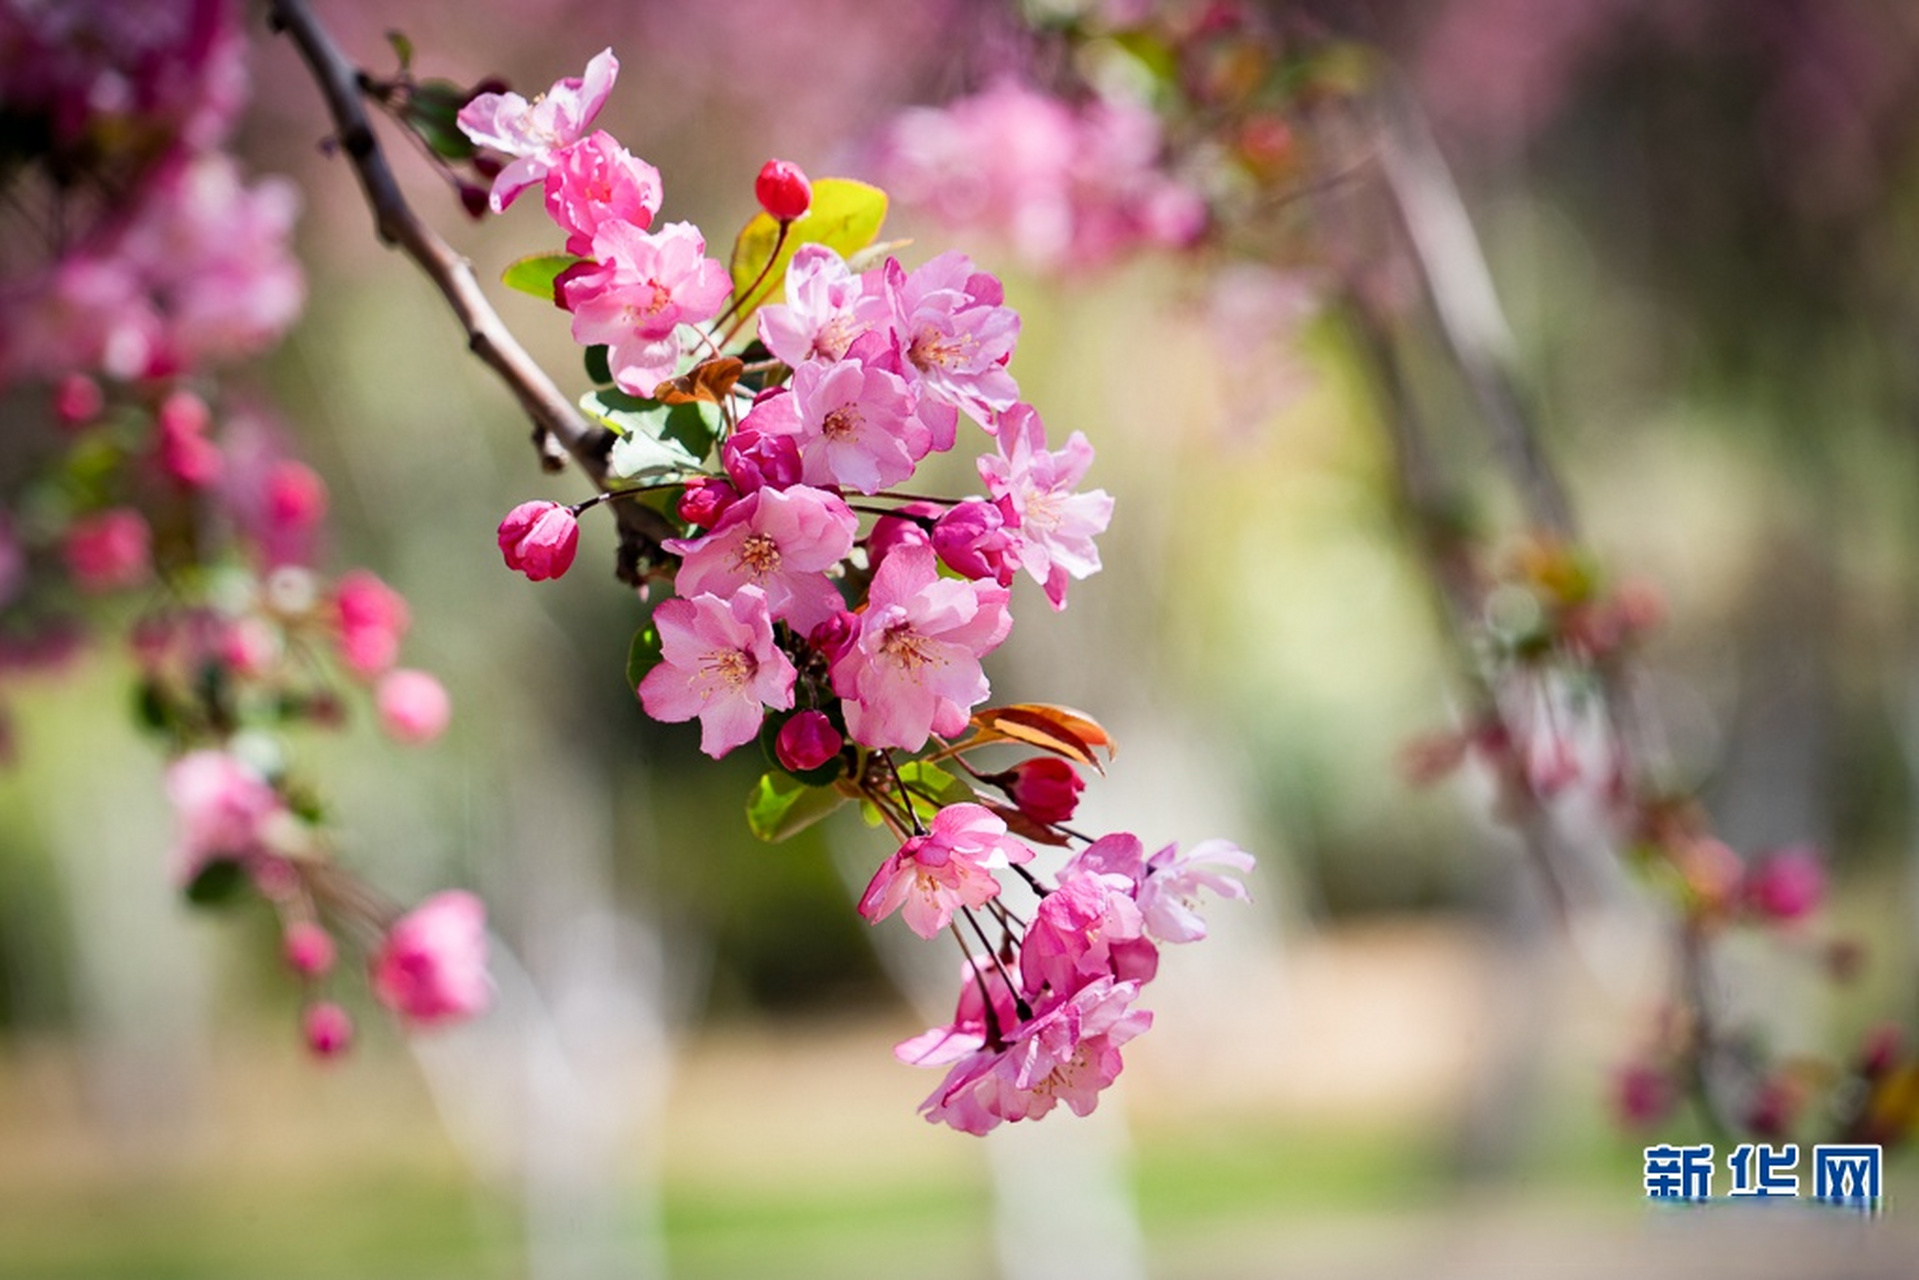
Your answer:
[999,758,1082,825]
[260,459,327,567]
[1612,1061,1674,1130]
[979,403,1112,609]
[830,543,1011,751]
[165,748,283,884]
[303,1001,353,1058]
[1137,838,1255,944]
[542,130,662,255]
[720,424,804,494]
[376,669,452,745]
[755,158,813,221]
[916,977,1151,1133]
[1019,865,1155,998]
[775,710,842,772]
[747,343,932,494]
[332,570,410,677]
[284,921,336,977]
[497,500,580,581]
[369,890,491,1028]
[932,499,1019,586]
[1744,845,1826,923]
[156,389,222,487]
[62,508,151,592]
[560,220,732,397]
[456,48,619,212]
[666,485,856,634]
[637,587,797,758]
[879,252,1020,429]
[858,802,1034,939]
[895,957,1023,1070]
[676,476,740,528]
[756,245,878,367]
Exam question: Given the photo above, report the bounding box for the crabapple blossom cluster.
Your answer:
[0,0,487,1058]
[465,49,1252,1131]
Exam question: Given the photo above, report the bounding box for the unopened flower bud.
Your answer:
[55,373,103,428]
[303,1001,353,1058]
[677,475,740,528]
[776,710,842,773]
[1001,757,1084,825]
[459,183,490,219]
[1611,1061,1674,1130]
[755,159,812,222]
[376,668,452,745]
[932,499,1017,586]
[866,503,940,574]
[809,611,857,665]
[721,429,802,494]
[63,508,151,593]
[1744,845,1825,923]
[370,890,491,1028]
[284,920,337,976]
[497,500,580,581]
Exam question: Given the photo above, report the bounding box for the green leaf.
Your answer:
[626,622,662,691]
[747,772,849,843]
[584,344,613,385]
[583,390,720,481]
[407,80,476,160]
[728,178,888,332]
[184,858,248,908]
[501,252,585,302]
[893,760,974,821]
[386,29,414,71]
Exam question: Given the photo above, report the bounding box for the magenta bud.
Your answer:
[866,502,941,574]
[1001,757,1084,825]
[497,500,580,581]
[303,1001,354,1058]
[677,475,740,528]
[755,159,812,222]
[1611,1061,1674,1130]
[459,184,490,219]
[1744,845,1825,923]
[721,429,802,494]
[285,921,337,977]
[471,154,504,180]
[932,498,1018,586]
[776,710,842,772]
[55,373,103,428]
[809,611,858,665]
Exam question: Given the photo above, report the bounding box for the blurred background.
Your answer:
[5,0,1919,1275]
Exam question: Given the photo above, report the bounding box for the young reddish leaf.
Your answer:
[967,703,1116,772]
[655,356,744,406]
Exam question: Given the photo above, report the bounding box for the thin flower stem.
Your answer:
[960,907,1030,1022]
[714,222,790,348]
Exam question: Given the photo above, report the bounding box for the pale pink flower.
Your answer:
[979,403,1112,609]
[859,802,1034,939]
[332,570,409,678]
[62,508,150,592]
[370,890,491,1028]
[165,748,283,884]
[497,500,580,581]
[880,252,1020,429]
[753,340,933,493]
[1137,838,1255,944]
[1019,865,1155,998]
[756,245,877,367]
[376,669,452,745]
[561,220,732,396]
[542,130,662,255]
[829,543,1011,751]
[637,586,797,758]
[456,48,619,211]
[665,485,856,634]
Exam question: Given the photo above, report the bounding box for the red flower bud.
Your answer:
[677,475,740,528]
[1001,758,1084,825]
[755,158,812,222]
[776,710,842,773]
[497,500,580,581]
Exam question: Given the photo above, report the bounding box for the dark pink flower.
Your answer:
[1744,845,1826,923]
[775,710,842,772]
[542,130,661,254]
[720,423,804,494]
[376,669,452,745]
[933,499,1019,586]
[156,390,222,487]
[676,476,739,528]
[303,1002,353,1058]
[864,502,940,574]
[755,158,813,222]
[1612,1061,1674,1130]
[370,891,491,1028]
[830,543,1011,750]
[457,48,619,212]
[637,587,796,758]
[497,500,580,582]
[63,508,151,593]
[55,373,103,428]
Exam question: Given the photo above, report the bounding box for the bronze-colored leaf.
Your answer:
[967,703,1116,772]
[655,356,744,406]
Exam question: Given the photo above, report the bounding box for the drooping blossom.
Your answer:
[542,130,662,254]
[878,252,1020,429]
[665,484,856,633]
[497,500,580,581]
[164,748,284,884]
[62,508,151,592]
[376,668,452,745]
[859,802,1034,939]
[560,220,731,396]
[369,890,492,1028]
[1019,863,1155,997]
[332,569,410,677]
[756,244,877,367]
[637,586,796,758]
[914,976,1152,1134]
[775,710,842,772]
[456,47,619,211]
[830,543,1011,751]
[979,403,1112,609]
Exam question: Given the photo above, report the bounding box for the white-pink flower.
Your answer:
[456,48,619,212]
[637,587,797,758]
[830,543,1011,751]
[773,344,933,494]
[1138,838,1255,944]
[561,220,732,396]
[369,891,491,1028]
[979,403,1112,609]
[756,245,879,367]
[880,251,1020,429]
[165,749,284,884]
[859,803,1034,939]
[542,130,662,255]
[664,485,856,634]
